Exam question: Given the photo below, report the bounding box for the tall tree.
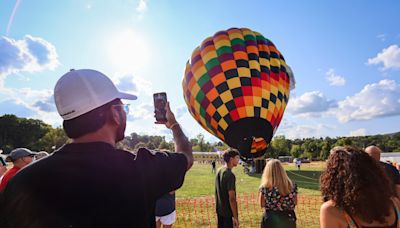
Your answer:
[271,136,290,156]
[35,127,69,152]
[0,115,51,153]
[290,144,302,158]
[319,141,331,160]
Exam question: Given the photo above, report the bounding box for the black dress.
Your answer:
[259,184,297,228]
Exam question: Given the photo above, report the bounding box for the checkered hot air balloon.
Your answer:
[182,28,294,158]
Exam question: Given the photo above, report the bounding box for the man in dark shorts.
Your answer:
[366,145,400,197]
[215,148,240,228]
[155,191,176,227]
[0,69,193,228]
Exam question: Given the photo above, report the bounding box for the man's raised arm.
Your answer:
[165,102,193,170]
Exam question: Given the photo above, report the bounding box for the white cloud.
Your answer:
[175,105,188,119]
[113,72,152,97]
[136,0,148,19]
[276,119,336,139]
[127,103,188,123]
[377,34,387,42]
[33,95,55,112]
[17,87,53,101]
[0,84,53,103]
[336,79,400,122]
[0,85,59,124]
[279,118,296,130]
[33,111,62,127]
[367,45,400,70]
[136,0,147,12]
[128,103,153,121]
[350,128,368,137]
[0,99,36,117]
[286,91,336,117]
[0,35,59,78]
[326,69,346,86]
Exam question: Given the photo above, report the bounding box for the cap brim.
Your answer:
[118,92,137,100]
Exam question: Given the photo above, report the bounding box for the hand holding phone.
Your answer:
[153,92,168,124]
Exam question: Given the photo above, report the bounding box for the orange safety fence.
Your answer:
[175,193,322,228]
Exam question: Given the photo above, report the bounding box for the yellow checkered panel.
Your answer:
[182,28,291,158]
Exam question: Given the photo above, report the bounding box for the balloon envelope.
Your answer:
[183,28,292,158]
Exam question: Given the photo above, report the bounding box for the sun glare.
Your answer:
[108,29,150,72]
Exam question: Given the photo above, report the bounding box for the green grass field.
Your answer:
[174,162,324,228]
[176,161,324,198]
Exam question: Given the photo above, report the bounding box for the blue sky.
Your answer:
[0,0,399,141]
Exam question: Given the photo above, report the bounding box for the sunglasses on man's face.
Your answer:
[112,104,130,115]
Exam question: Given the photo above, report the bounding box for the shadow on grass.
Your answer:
[244,170,322,191]
[246,173,262,178]
[286,170,321,191]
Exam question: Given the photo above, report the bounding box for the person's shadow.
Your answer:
[286,170,321,191]
[243,169,321,191]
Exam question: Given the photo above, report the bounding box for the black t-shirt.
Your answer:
[0,142,187,228]
[215,167,236,218]
[381,162,400,194]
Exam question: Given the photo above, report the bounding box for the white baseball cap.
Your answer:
[54,69,137,120]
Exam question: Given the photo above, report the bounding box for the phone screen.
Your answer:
[153,92,167,123]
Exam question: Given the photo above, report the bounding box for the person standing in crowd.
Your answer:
[0,156,8,180]
[320,146,400,228]
[0,164,6,178]
[0,148,36,192]
[0,69,193,228]
[212,159,216,174]
[155,191,176,228]
[295,159,301,171]
[259,159,297,228]
[365,145,400,197]
[215,148,240,228]
[34,151,50,161]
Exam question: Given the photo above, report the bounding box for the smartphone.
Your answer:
[153,92,168,123]
[0,157,6,166]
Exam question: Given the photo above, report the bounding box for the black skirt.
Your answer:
[260,210,296,228]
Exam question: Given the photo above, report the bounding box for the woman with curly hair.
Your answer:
[259,159,297,228]
[320,146,400,228]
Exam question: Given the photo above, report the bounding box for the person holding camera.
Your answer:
[0,69,193,228]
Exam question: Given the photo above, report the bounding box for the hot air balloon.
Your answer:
[182,28,294,159]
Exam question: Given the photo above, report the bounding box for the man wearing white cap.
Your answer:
[0,69,193,228]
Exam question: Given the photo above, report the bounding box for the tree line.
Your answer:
[1,114,399,160]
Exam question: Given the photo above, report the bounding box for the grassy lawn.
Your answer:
[176,161,324,198]
[174,161,325,228]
